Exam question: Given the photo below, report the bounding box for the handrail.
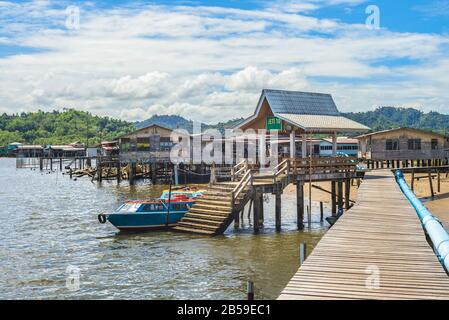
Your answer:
[231,159,247,181]
[395,170,449,272]
[232,169,252,207]
[273,159,288,171]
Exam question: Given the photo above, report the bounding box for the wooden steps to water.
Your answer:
[173,180,252,235]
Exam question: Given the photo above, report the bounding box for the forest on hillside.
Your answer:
[343,107,449,134]
[1,106,449,146]
[0,109,134,146]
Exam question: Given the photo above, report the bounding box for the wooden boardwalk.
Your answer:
[279,170,449,300]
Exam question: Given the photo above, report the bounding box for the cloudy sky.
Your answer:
[1,0,449,123]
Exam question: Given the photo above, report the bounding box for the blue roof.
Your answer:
[263,89,340,116]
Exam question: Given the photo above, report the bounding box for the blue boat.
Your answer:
[98,197,194,231]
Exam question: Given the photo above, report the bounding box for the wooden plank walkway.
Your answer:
[279,170,449,300]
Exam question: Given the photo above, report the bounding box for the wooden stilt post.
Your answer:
[320,201,324,223]
[297,182,304,230]
[247,199,253,222]
[129,162,136,185]
[337,179,343,214]
[437,170,441,193]
[411,168,415,191]
[299,243,307,266]
[428,172,434,198]
[345,174,351,210]
[59,158,62,171]
[39,157,43,171]
[117,161,121,183]
[247,281,254,300]
[234,208,240,229]
[275,191,281,232]
[331,181,337,217]
[253,192,260,233]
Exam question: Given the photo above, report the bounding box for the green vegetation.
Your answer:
[0,109,135,146]
[135,114,244,134]
[343,107,449,134]
[1,106,448,147]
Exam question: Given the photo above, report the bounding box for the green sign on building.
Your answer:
[266,116,283,131]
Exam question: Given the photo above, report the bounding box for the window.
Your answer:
[386,139,399,151]
[171,203,188,211]
[431,139,438,150]
[140,203,165,212]
[118,203,141,213]
[408,139,421,150]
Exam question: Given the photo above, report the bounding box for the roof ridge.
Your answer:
[263,88,332,96]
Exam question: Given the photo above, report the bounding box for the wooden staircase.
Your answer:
[173,181,253,235]
[174,161,254,235]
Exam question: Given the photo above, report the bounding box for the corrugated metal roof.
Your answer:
[354,127,448,139]
[264,89,339,116]
[277,114,370,132]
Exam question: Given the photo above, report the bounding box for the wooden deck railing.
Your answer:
[231,169,253,207]
[288,157,358,175]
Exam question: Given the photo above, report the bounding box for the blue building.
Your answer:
[320,137,358,157]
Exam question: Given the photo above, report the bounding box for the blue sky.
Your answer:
[1,0,449,122]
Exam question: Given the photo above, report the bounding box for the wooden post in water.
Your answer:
[345,174,351,210]
[116,161,121,183]
[39,157,43,171]
[129,162,136,185]
[437,170,441,193]
[234,208,240,229]
[411,169,415,191]
[320,202,324,222]
[59,158,62,171]
[253,192,261,233]
[275,191,281,232]
[98,158,102,182]
[331,181,337,217]
[259,193,264,228]
[428,172,434,198]
[297,182,304,230]
[247,281,254,300]
[337,179,343,214]
[299,243,307,266]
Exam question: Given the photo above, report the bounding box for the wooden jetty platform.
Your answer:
[278,169,449,300]
[174,157,358,235]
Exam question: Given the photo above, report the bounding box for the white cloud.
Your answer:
[0,1,448,123]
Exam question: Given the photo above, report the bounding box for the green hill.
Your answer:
[135,114,244,134]
[0,109,135,146]
[343,107,449,134]
[1,106,448,146]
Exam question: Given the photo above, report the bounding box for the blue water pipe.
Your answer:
[395,170,449,272]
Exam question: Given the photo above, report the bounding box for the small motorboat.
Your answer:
[98,196,194,231]
[159,186,206,201]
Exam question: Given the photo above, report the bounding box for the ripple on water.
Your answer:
[0,158,329,299]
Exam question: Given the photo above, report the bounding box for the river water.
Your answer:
[0,158,329,300]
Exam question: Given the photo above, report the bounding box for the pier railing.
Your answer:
[289,157,358,175]
[231,169,253,208]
